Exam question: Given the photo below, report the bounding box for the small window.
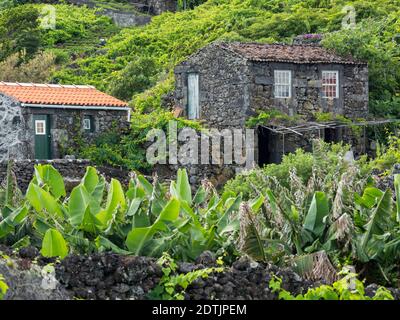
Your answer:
[187,73,200,119]
[322,71,339,98]
[35,120,46,135]
[274,70,292,98]
[83,116,94,132]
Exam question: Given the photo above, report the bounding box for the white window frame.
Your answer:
[83,118,91,130]
[187,73,200,120]
[35,120,46,135]
[322,70,339,99]
[274,70,292,98]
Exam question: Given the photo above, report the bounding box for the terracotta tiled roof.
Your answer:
[220,42,365,65]
[0,82,128,107]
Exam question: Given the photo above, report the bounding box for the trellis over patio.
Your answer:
[259,119,398,137]
[256,119,399,165]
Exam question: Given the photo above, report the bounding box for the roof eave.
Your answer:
[21,103,130,110]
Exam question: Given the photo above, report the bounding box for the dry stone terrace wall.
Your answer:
[0,159,131,193]
[32,0,177,15]
[154,163,239,189]
[102,9,151,27]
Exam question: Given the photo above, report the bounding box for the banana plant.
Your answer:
[0,165,245,262]
[124,169,243,261]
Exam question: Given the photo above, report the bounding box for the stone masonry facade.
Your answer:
[175,42,369,128]
[20,107,128,159]
[248,62,368,120]
[0,93,29,162]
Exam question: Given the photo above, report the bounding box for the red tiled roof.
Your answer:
[220,42,365,65]
[0,82,128,107]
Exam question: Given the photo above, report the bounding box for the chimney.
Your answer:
[292,34,323,46]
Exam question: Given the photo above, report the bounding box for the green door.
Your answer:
[33,115,51,159]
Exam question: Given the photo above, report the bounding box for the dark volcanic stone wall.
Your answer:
[3,249,398,300]
[0,159,131,192]
[248,61,369,120]
[55,253,314,300]
[0,94,30,161]
[175,43,252,129]
[21,107,129,160]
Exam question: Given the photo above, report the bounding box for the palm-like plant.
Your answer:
[236,160,400,285]
[0,165,246,262]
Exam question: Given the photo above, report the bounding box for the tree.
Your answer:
[0,5,42,61]
[109,56,160,101]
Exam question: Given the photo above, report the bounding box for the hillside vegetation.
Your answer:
[1,0,400,169]
[52,0,400,113]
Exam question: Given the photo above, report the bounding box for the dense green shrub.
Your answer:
[269,273,394,300]
[79,110,202,172]
[322,17,400,105]
[41,4,118,48]
[0,3,120,84]
[0,5,42,60]
[109,56,160,101]
[370,97,400,119]
[369,135,400,173]
[224,140,351,200]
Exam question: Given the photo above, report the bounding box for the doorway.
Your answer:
[324,128,341,144]
[258,126,281,166]
[34,114,51,159]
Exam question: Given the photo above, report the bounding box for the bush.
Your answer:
[0,5,41,60]
[109,56,160,101]
[224,140,351,200]
[369,135,400,173]
[79,110,202,172]
[322,17,400,107]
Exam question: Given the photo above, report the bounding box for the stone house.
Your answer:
[174,41,369,165]
[0,82,130,161]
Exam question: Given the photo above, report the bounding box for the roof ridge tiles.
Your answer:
[216,41,366,65]
[0,82,96,89]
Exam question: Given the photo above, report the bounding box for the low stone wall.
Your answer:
[102,9,151,27]
[1,248,399,300]
[56,253,314,300]
[0,159,131,193]
[154,163,238,189]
